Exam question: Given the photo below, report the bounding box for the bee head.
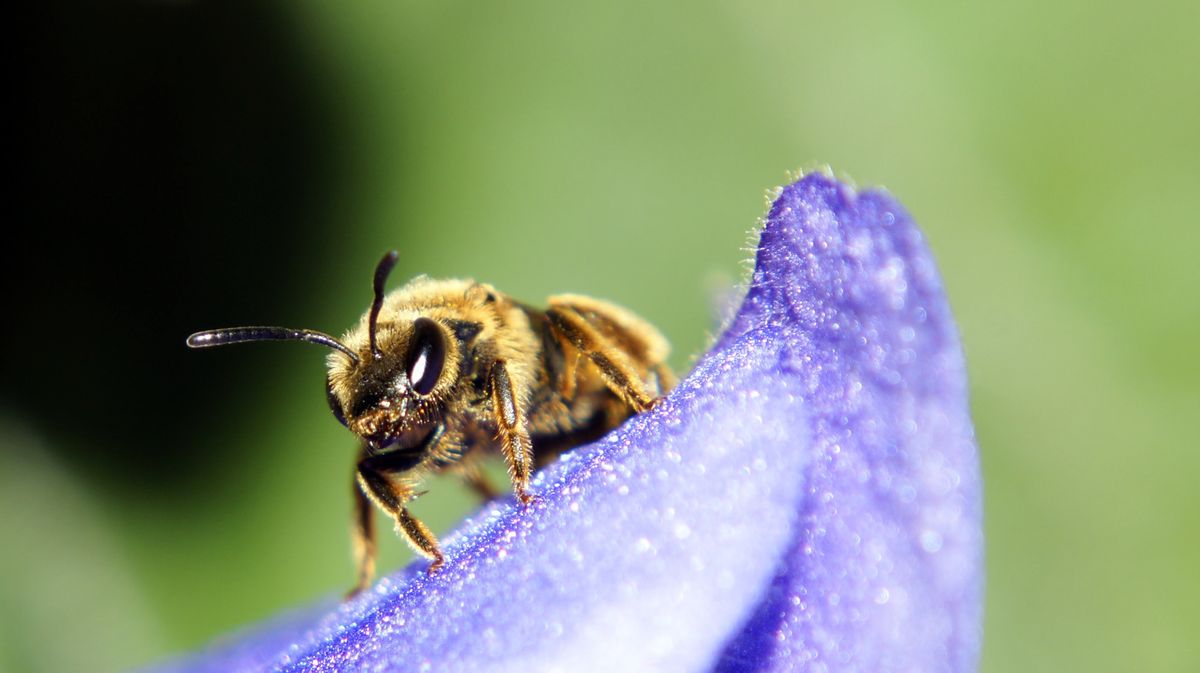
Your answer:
[188,250,449,451]
[326,315,450,448]
[324,252,453,450]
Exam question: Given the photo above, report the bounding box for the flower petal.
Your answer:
[145,173,981,673]
[712,175,983,672]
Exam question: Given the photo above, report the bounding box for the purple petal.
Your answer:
[145,173,982,673]
[713,175,983,672]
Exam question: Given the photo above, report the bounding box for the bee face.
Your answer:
[327,316,452,449]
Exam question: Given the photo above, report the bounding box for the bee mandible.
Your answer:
[188,251,674,595]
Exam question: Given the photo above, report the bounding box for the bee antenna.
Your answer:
[369,250,399,360]
[187,326,361,366]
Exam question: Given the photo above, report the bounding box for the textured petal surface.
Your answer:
[144,173,982,673]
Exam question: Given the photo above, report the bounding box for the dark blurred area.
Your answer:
[10,2,345,496]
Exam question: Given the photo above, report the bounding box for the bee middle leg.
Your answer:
[489,360,534,504]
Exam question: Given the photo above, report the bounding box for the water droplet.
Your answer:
[920,530,943,553]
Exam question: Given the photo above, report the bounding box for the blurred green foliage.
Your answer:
[6,1,1199,672]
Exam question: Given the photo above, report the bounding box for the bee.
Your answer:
[188,251,674,595]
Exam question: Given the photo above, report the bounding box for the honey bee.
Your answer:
[188,251,673,595]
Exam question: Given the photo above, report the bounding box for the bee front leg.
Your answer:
[489,360,534,504]
[352,427,448,589]
[356,463,444,576]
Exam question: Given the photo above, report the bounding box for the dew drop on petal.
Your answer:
[874,588,891,605]
[920,530,944,553]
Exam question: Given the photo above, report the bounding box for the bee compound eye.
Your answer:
[408,317,445,396]
[326,378,349,427]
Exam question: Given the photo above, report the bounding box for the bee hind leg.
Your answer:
[455,452,501,501]
[544,305,659,412]
[651,364,676,396]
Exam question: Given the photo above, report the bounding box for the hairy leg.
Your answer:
[545,306,658,412]
[349,425,447,595]
[489,360,535,503]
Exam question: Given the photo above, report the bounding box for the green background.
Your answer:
[5,1,1198,672]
